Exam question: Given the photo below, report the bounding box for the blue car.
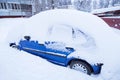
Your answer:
[10,36,103,75]
[9,10,105,75]
[10,24,103,75]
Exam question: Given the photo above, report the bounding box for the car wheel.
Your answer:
[70,60,92,75]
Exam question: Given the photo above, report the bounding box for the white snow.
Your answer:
[91,6,120,14]
[0,9,120,80]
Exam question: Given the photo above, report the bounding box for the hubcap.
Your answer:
[72,63,88,74]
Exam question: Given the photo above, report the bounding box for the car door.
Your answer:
[43,24,74,65]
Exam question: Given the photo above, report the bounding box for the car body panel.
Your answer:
[12,35,102,74]
[18,40,74,66]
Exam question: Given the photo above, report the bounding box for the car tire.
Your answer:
[70,60,92,75]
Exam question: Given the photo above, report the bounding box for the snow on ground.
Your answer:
[0,9,120,80]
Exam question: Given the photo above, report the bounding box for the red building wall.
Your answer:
[102,18,120,29]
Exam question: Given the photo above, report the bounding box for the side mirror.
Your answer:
[24,36,31,41]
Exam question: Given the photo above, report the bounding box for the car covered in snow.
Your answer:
[9,9,120,75]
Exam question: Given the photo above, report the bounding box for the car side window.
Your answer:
[47,24,73,42]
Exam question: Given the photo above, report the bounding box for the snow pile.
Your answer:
[0,18,27,43]
[0,9,120,80]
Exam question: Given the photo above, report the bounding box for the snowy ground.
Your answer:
[0,9,120,80]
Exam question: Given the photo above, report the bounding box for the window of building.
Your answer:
[8,3,11,9]
[3,3,7,9]
[8,3,21,10]
[21,4,32,12]
[14,4,17,9]
[0,3,4,9]
[0,3,1,9]
[11,3,14,9]
[0,3,7,9]
[17,4,20,10]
